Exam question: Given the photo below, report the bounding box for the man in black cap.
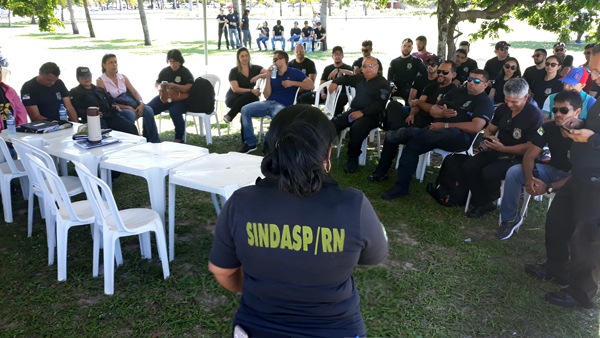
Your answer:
[553,42,573,77]
[288,21,302,51]
[453,48,479,86]
[69,67,139,135]
[484,41,510,87]
[407,55,441,107]
[313,22,327,52]
[522,48,547,87]
[387,38,427,104]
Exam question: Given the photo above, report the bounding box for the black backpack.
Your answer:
[426,154,470,207]
[186,76,216,113]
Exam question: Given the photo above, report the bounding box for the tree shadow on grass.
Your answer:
[18,32,89,39]
[492,41,592,52]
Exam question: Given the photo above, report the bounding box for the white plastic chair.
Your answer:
[12,139,84,238]
[314,80,343,119]
[1,67,11,85]
[27,154,96,280]
[74,161,170,295]
[0,138,29,223]
[184,74,222,144]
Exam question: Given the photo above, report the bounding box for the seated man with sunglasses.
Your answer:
[370,61,457,183]
[330,57,390,173]
[523,49,547,88]
[238,51,313,154]
[498,90,578,240]
[464,78,544,218]
[406,56,441,107]
[541,68,595,121]
[553,42,573,77]
[376,70,494,199]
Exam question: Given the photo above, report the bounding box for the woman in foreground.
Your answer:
[208,105,389,338]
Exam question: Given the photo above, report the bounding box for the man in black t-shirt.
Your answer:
[289,21,301,51]
[387,38,426,103]
[288,44,317,95]
[484,41,510,89]
[499,91,576,241]
[216,8,230,50]
[299,21,313,53]
[407,56,441,106]
[377,69,494,200]
[226,7,241,49]
[313,22,327,52]
[20,62,78,122]
[523,48,547,87]
[272,20,285,51]
[330,57,390,173]
[464,77,544,218]
[352,40,382,76]
[454,49,478,85]
[553,42,573,77]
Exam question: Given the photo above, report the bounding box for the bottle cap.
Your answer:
[87,107,99,116]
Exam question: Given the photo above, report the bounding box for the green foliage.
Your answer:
[0,0,63,32]
[469,16,512,41]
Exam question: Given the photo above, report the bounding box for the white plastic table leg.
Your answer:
[168,182,176,261]
[211,193,221,215]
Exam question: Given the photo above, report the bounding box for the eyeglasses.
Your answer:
[437,70,450,75]
[545,62,559,67]
[591,70,600,78]
[552,107,572,115]
[361,48,370,53]
[585,51,592,55]
[273,57,284,62]
[362,63,378,69]
[426,63,436,67]
[532,54,544,58]
[555,48,565,52]
[504,64,517,70]
[333,52,342,56]
[467,77,482,84]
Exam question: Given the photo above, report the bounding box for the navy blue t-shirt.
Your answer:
[209,176,388,338]
[435,86,494,128]
[269,67,307,106]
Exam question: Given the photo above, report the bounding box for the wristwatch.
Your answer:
[546,183,554,194]
[445,122,449,128]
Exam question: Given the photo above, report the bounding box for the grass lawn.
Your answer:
[0,125,597,337]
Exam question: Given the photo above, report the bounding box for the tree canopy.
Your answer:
[0,0,64,32]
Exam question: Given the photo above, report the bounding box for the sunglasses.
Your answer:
[362,63,378,69]
[361,48,370,53]
[426,63,436,67]
[532,53,544,58]
[545,62,559,67]
[273,57,284,62]
[500,47,509,51]
[504,64,517,70]
[437,70,450,75]
[555,48,565,52]
[467,77,482,84]
[585,51,592,55]
[552,107,572,115]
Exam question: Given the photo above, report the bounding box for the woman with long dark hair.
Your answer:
[209,105,388,338]
[489,56,522,105]
[530,55,564,109]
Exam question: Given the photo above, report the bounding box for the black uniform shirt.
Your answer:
[572,101,600,180]
[421,83,457,105]
[321,63,352,82]
[209,176,388,338]
[332,73,390,116]
[522,65,546,87]
[259,26,270,38]
[273,25,284,36]
[455,58,478,84]
[156,65,194,85]
[484,56,508,81]
[435,87,494,131]
[70,84,116,121]
[226,13,239,28]
[301,27,312,38]
[20,77,69,121]
[314,27,326,39]
[491,102,544,149]
[530,121,573,172]
[530,73,563,109]
[288,58,316,77]
[561,54,574,68]
[241,15,249,30]
[411,74,437,98]
[290,27,301,36]
[217,14,228,29]
[387,55,426,88]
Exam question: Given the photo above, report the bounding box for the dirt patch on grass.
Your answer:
[388,224,419,246]
[194,290,228,312]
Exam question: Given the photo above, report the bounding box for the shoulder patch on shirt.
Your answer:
[537,126,545,136]
[407,63,413,70]
[380,89,390,100]
[22,94,30,100]
[462,100,472,108]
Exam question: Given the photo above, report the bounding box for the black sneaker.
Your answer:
[238,144,257,153]
[496,215,523,240]
[368,172,389,183]
[345,158,359,174]
[381,186,409,200]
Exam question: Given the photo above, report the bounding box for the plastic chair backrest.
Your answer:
[12,139,58,189]
[0,137,25,175]
[293,87,300,105]
[73,161,127,232]
[1,68,10,85]
[202,74,221,98]
[27,154,87,223]
[255,78,266,100]
[346,87,356,106]
[314,80,332,106]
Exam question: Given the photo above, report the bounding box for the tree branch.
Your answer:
[455,0,545,21]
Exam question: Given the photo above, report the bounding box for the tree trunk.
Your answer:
[320,0,328,29]
[299,0,301,16]
[364,3,367,16]
[83,0,96,37]
[67,0,79,34]
[8,9,11,27]
[61,7,64,22]
[436,0,451,58]
[280,0,282,16]
[232,0,239,14]
[138,0,152,45]
[30,16,36,24]
[339,0,341,10]
[328,0,331,16]
[241,0,246,12]
[446,17,459,61]
[189,0,192,11]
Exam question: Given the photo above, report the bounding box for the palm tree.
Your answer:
[66,0,79,34]
[82,0,96,37]
[138,0,152,45]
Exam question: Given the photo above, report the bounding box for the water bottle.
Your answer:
[271,63,277,79]
[7,113,16,136]
[59,104,68,122]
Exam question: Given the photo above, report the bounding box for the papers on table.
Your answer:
[74,135,121,149]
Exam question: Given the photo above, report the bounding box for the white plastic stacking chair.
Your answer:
[1,67,11,85]
[184,74,222,144]
[73,162,170,295]
[258,87,300,144]
[12,139,84,238]
[313,80,342,119]
[520,191,555,218]
[27,155,96,279]
[0,138,29,223]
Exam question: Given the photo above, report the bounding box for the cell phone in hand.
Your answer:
[445,102,455,110]
[559,124,572,132]
[483,137,494,143]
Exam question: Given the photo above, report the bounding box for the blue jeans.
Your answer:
[299,37,313,52]
[117,109,136,124]
[147,95,186,141]
[271,36,285,50]
[229,29,241,48]
[241,100,285,146]
[242,29,251,47]
[256,37,268,50]
[500,163,571,222]
[289,35,300,50]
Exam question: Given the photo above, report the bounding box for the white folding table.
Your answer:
[167,152,263,261]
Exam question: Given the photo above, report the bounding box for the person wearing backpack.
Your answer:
[463,78,544,218]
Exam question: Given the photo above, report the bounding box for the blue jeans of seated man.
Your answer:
[241,100,285,146]
[289,35,300,50]
[299,37,313,52]
[256,37,269,50]
[272,36,285,50]
[229,28,241,48]
[147,95,186,141]
[117,109,136,124]
[500,163,572,222]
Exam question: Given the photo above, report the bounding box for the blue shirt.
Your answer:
[542,90,595,119]
[268,67,307,107]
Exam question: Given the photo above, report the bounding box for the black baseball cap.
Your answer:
[426,55,442,66]
[495,41,511,50]
[554,41,566,49]
[332,46,343,54]
[76,67,92,78]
